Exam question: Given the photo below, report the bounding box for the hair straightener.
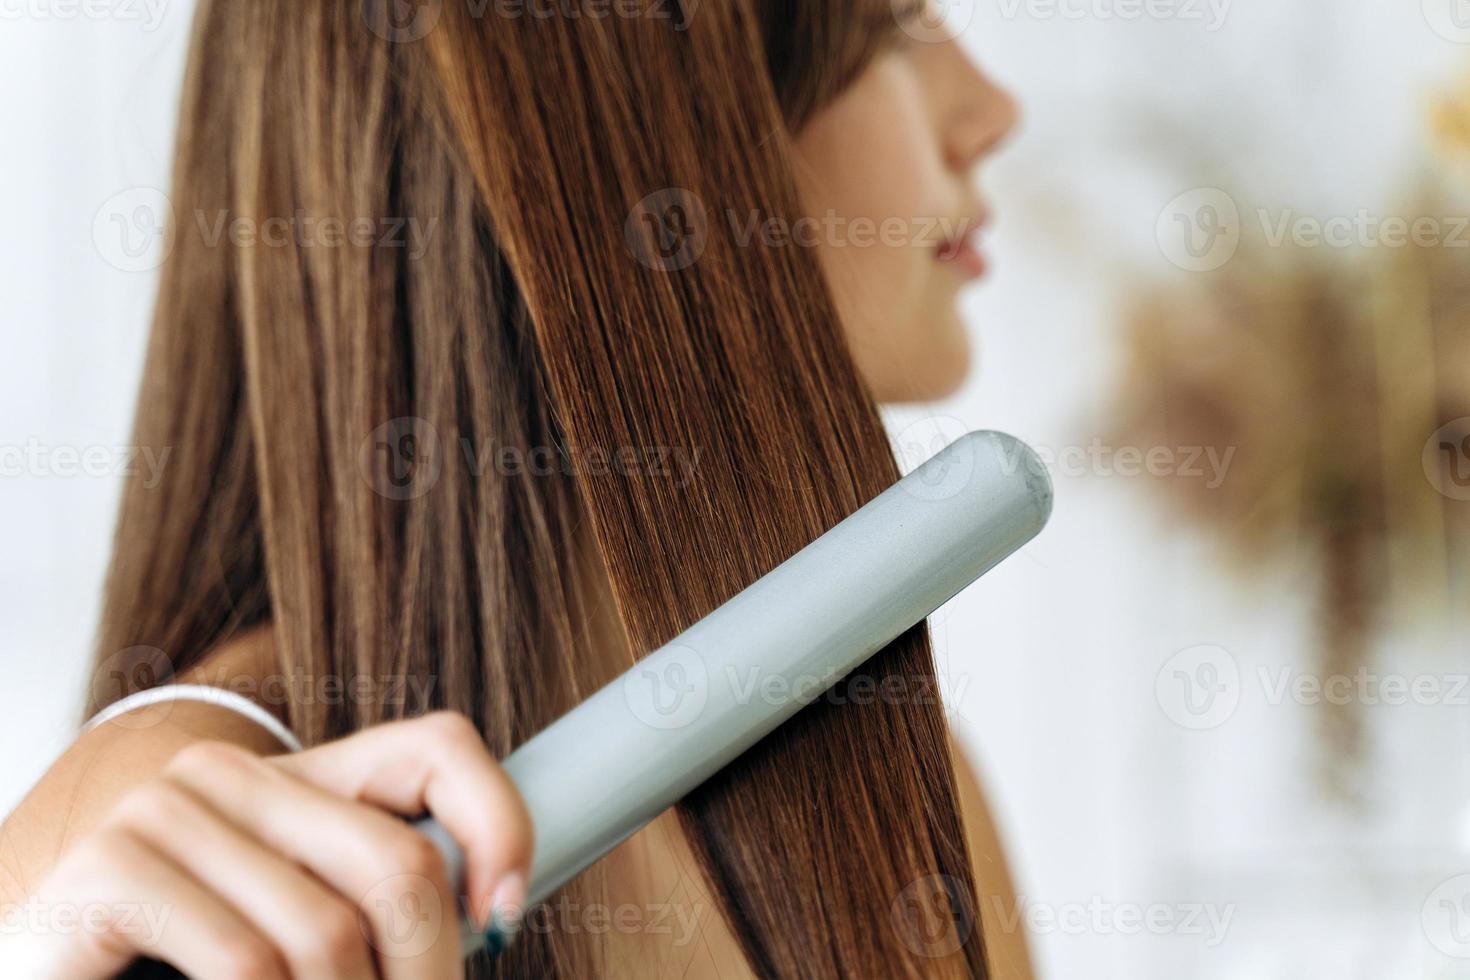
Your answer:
[125,429,1051,975]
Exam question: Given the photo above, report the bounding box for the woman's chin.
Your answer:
[869,338,974,404]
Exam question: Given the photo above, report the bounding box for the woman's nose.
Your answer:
[943,46,1020,173]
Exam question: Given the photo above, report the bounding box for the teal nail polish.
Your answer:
[483,910,521,958]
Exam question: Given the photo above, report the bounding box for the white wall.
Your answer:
[0,2,191,814]
[2,1,1465,977]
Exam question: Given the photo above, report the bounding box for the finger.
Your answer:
[32,827,287,980]
[106,776,377,980]
[271,712,533,929]
[165,740,464,980]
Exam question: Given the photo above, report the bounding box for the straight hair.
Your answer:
[91,1,987,976]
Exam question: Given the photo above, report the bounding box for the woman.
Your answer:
[0,0,1025,977]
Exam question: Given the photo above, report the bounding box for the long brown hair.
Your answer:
[91,1,986,976]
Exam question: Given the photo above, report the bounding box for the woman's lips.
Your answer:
[937,229,988,280]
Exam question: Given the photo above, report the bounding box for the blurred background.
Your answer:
[2,0,1468,976]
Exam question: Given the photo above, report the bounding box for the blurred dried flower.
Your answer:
[1115,168,1470,793]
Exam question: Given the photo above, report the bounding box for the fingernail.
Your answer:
[483,872,526,957]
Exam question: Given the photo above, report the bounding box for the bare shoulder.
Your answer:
[0,626,286,904]
[949,732,1035,980]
